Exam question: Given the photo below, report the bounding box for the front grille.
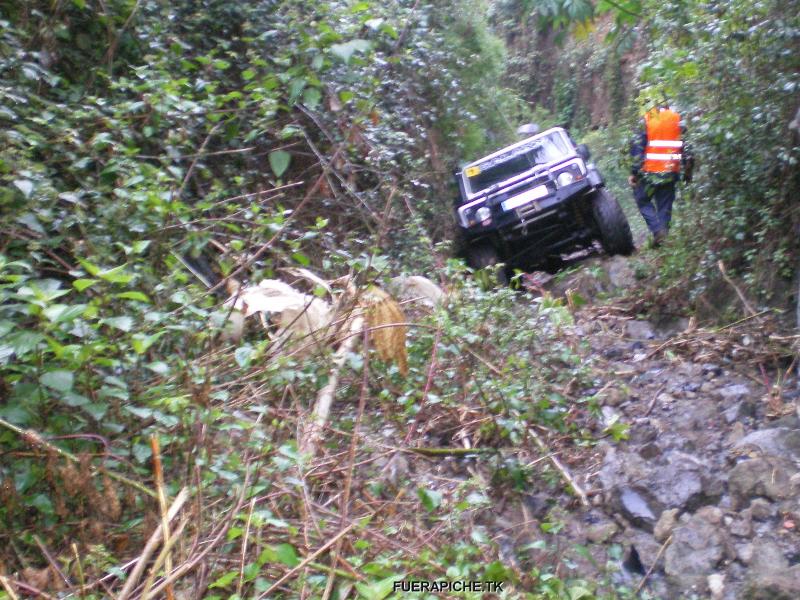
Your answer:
[516,200,553,221]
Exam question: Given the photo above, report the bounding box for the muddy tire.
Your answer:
[465,243,508,286]
[592,188,634,256]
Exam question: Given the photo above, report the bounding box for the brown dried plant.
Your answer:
[364,287,408,375]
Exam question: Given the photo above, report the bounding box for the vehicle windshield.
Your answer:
[465,130,572,195]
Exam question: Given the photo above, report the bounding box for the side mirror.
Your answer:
[576,144,591,160]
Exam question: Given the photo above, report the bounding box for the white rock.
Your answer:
[708,573,725,600]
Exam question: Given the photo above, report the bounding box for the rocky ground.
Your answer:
[498,256,800,599]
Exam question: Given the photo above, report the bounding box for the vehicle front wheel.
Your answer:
[591,188,634,256]
[465,243,508,286]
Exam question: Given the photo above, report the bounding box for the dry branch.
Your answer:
[0,417,155,499]
[300,314,365,456]
[718,260,757,317]
[256,523,356,600]
[527,428,589,507]
[116,487,189,600]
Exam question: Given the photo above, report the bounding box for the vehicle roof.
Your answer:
[463,127,569,170]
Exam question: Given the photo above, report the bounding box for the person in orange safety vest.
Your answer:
[628,104,695,246]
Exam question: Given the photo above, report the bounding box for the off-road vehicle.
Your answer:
[454,127,633,280]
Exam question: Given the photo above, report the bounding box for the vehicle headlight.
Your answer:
[475,206,492,223]
[553,160,587,188]
[556,171,575,187]
[458,202,490,227]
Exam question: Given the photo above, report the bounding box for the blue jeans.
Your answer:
[633,178,676,236]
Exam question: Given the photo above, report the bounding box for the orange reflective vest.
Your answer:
[643,108,682,174]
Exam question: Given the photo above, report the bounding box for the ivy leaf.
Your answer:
[40,370,74,392]
[61,392,89,407]
[132,443,152,463]
[73,278,99,292]
[234,345,254,368]
[98,265,134,285]
[209,571,238,589]
[104,316,134,332]
[275,543,300,567]
[82,403,108,420]
[7,331,45,355]
[330,39,371,64]
[268,150,291,178]
[417,487,442,512]
[302,87,322,108]
[114,291,151,303]
[13,179,34,198]
[131,331,165,354]
[43,304,87,324]
[354,574,406,600]
[288,78,306,103]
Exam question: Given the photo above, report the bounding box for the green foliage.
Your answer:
[0,0,544,592]
[635,0,799,307]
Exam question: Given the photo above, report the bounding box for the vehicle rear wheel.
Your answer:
[592,188,634,256]
[465,243,508,286]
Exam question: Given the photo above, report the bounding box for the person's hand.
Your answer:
[628,175,638,187]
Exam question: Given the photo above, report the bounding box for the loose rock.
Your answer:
[654,508,680,542]
[749,498,776,521]
[733,428,800,462]
[617,486,661,532]
[664,510,727,585]
[727,457,797,508]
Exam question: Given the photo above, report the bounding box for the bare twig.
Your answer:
[645,384,665,417]
[257,524,356,600]
[142,461,253,598]
[0,417,155,498]
[148,436,174,600]
[300,312,365,456]
[209,172,326,294]
[33,535,71,588]
[237,498,257,598]
[116,487,189,600]
[718,260,757,317]
[322,327,370,600]
[0,576,20,600]
[141,516,190,600]
[635,534,672,594]
[527,428,589,507]
[405,324,442,443]
[406,446,497,457]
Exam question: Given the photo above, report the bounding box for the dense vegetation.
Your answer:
[1,0,798,598]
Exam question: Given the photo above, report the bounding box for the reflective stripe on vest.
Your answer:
[643,108,682,174]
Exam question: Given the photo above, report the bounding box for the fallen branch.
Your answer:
[257,523,356,600]
[635,534,672,594]
[644,384,665,417]
[142,456,254,598]
[300,314,364,457]
[718,260,757,317]
[527,428,589,507]
[145,436,174,600]
[0,417,156,499]
[141,516,191,600]
[406,447,498,457]
[0,576,20,600]
[116,487,190,600]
